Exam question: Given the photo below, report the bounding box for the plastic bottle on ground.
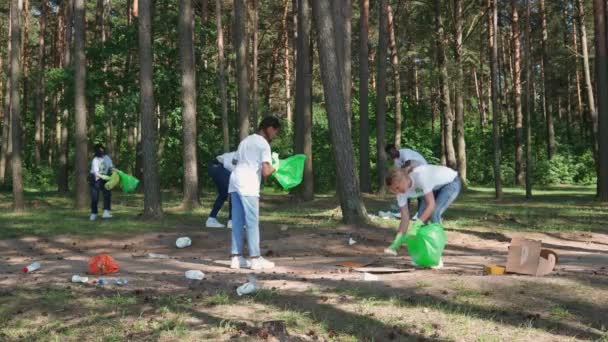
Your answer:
[98,279,128,285]
[71,275,89,283]
[236,275,258,296]
[22,262,41,273]
[185,270,205,280]
[176,237,192,248]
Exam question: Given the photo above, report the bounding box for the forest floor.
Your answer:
[0,186,606,341]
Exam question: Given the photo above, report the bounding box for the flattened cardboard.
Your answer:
[506,238,557,276]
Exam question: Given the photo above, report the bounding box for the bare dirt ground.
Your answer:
[1,218,607,341]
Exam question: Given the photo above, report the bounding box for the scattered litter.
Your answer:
[378,211,392,219]
[362,272,380,281]
[236,275,258,296]
[176,237,192,249]
[348,237,357,246]
[71,275,89,283]
[147,253,169,259]
[484,264,506,275]
[280,225,288,231]
[423,308,430,314]
[337,261,367,268]
[354,267,410,274]
[506,238,558,276]
[185,270,205,280]
[98,278,128,285]
[89,254,120,275]
[22,261,41,273]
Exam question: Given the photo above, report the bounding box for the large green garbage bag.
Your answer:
[272,154,306,190]
[404,223,447,267]
[104,170,120,190]
[115,169,140,193]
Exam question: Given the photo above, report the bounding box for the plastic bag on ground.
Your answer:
[272,154,306,190]
[88,254,120,275]
[115,169,140,193]
[404,223,447,267]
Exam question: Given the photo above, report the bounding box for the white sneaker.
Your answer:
[250,257,275,270]
[384,247,397,256]
[102,210,112,219]
[230,256,252,269]
[431,258,444,269]
[227,220,232,229]
[206,217,225,228]
[90,214,97,221]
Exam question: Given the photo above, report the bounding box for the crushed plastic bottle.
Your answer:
[97,278,128,285]
[147,253,169,259]
[176,237,192,249]
[71,275,89,283]
[185,270,205,280]
[236,275,258,296]
[22,262,41,273]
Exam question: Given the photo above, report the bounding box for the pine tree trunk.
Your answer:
[387,4,401,148]
[282,0,292,124]
[21,0,30,140]
[572,15,584,134]
[436,0,456,169]
[58,0,73,193]
[139,0,163,218]
[10,0,24,211]
[251,0,258,127]
[74,0,89,209]
[539,0,555,160]
[524,0,533,198]
[454,0,467,184]
[512,0,524,186]
[593,0,608,201]
[294,0,313,201]
[0,18,12,184]
[488,0,502,199]
[34,0,46,165]
[330,0,352,130]
[234,0,250,140]
[312,0,367,224]
[179,0,200,208]
[376,0,389,193]
[216,0,229,152]
[358,0,371,193]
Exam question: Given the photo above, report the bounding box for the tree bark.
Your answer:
[593,0,608,201]
[539,0,555,160]
[512,0,524,186]
[139,0,163,218]
[58,0,73,193]
[21,0,30,138]
[435,0,456,169]
[179,0,200,208]
[74,0,88,209]
[10,0,24,211]
[454,0,467,184]
[216,0,229,152]
[294,0,313,201]
[358,0,371,193]
[34,0,47,165]
[330,0,352,130]
[282,0,292,124]
[376,0,389,193]
[251,0,258,127]
[387,4,401,148]
[571,14,584,134]
[488,0,502,199]
[1,14,12,185]
[234,0,250,140]
[524,0,533,198]
[576,0,598,154]
[312,0,367,224]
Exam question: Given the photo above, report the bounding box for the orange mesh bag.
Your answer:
[88,254,120,275]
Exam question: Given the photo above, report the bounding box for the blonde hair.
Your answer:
[385,167,414,187]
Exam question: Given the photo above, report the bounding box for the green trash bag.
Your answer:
[104,170,120,190]
[115,169,140,193]
[272,154,307,190]
[404,223,447,267]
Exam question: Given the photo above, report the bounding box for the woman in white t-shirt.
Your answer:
[228,116,281,271]
[384,164,461,255]
[89,144,114,221]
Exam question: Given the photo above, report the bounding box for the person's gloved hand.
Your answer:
[411,219,424,229]
[384,232,407,256]
[99,174,111,181]
[271,152,280,170]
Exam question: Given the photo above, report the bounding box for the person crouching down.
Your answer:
[205,151,236,229]
[229,116,281,270]
[89,144,113,221]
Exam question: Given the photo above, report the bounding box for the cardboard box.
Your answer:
[505,237,558,276]
[484,264,506,275]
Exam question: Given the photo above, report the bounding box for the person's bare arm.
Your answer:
[261,162,276,178]
[418,192,436,222]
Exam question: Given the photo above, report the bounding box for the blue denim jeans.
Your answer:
[417,176,461,223]
[230,192,260,257]
[90,178,111,214]
[207,162,231,219]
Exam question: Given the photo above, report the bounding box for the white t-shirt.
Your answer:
[228,134,272,197]
[90,155,114,180]
[216,151,237,172]
[397,165,458,207]
[394,148,428,168]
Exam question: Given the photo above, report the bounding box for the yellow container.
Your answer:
[484,264,506,275]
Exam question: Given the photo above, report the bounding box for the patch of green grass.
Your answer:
[101,293,137,307]
[549,306,572,319]
[203,292,232,306]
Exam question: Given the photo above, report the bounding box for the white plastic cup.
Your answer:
[176,237,192,249]
[185,270,205,280]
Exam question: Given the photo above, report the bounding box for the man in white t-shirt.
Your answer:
[205,151,237,229]
[89,144,114,221]
[229,116,281,270]
[385,144,428,168]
